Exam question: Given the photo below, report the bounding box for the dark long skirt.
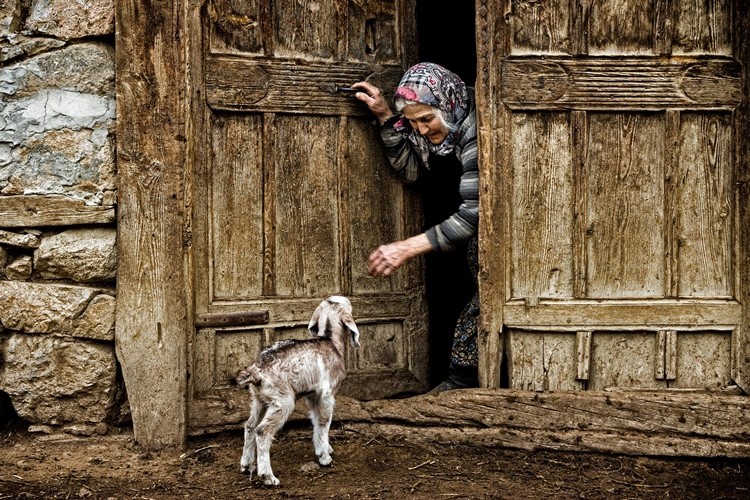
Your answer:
[450,236,479,368]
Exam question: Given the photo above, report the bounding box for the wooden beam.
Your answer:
[501,56,742,111]
[351,389,750,457]
[190,389,750,458]
[0,195,115,227]
[476,0,507,389]
[201,294,412,324]
[204,56,404,115]
[502,299,742,330]
[115,0,189,448]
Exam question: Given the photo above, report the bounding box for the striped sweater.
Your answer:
[379,91,479,253]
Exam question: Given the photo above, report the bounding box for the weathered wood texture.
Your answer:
[586,113,665,298]
[510,112,573,301]
[0,195,115,227]
[479,0,748,392]
[115,0,189,448]
[733,0,750,392]
[501,58,741,110]
[205,56,405,115]
[476,0,505,388]
[188,0,427,432]
[345,389,750,457]
[192,389,750,458]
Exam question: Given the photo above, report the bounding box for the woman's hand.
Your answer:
[352,81,394,125]
[367,234,432,277]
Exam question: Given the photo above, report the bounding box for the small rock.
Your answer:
[300,461,319,473]
[27,424,54,435]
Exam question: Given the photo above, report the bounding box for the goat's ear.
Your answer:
[341,311,360,348]
[307,316,319,337]
[308,302,330,337]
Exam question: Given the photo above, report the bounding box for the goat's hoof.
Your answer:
[240,464,255,475]
[318,454,332,467]
[260,474,280,487]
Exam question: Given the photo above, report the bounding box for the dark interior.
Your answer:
[417,1,477,86]
[415,1,478,386]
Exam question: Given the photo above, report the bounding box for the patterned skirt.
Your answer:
[450,237,479,368]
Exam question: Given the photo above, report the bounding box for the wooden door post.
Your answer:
[115,0,190,448]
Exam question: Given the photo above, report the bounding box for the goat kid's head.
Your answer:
[307,295,360,348]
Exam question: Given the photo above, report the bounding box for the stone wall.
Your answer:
[0,0,122,435]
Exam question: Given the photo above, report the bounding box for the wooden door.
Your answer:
[187,0,427,431]
[477,0,750,393]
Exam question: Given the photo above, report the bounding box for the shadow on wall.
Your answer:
[0,390,28,433]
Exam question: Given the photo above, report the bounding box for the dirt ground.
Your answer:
[1,420,750,500]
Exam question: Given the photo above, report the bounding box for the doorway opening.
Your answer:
[415,1,479,386]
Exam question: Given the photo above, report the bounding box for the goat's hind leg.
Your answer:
[240,396,265,476]
[255,397,294,486]
[305,392,335,466]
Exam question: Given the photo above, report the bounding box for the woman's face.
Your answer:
[402,104,448,144]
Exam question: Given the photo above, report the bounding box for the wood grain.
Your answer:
[0,196,115,227]
[501,57,741,110]
[115,0,189,448]
[192,390,750,458]
[586,113,665,298]
[205,56,404,115]
[675,113,732,297]
[208,113,264,300]
[510,112,574,301]
[273,115,339,297]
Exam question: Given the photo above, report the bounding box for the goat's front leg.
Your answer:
[255,397,295,486]
[240,397,265,476]
[306,392,335,466]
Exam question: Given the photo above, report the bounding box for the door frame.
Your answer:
[115,0,425,448]
[115,0,750,449]
[115,0,191,448]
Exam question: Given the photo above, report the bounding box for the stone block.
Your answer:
[26,0,114,40]
[5,254,31,280]
[0,229,40,248]
[0,42,115,204]
[35,228,116,283]
[0,281,114,340]
[0,333,117,425]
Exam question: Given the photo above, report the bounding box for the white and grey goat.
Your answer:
[236,295,360,486]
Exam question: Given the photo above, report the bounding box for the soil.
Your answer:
[1,421,750,500]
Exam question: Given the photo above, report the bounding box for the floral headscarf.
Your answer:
[393,62,470,164]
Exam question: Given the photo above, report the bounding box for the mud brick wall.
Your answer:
[0,0,124,435]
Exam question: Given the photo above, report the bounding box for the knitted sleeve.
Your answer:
[378,115,425,183]
[424,130,479,253]
[378,113,479,253]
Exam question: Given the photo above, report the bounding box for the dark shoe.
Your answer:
[425,379,465,395]
[425,365,479,395]
[449,364,479,388]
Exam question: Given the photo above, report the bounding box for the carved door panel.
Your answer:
[478,0,749,392]
[187,0,426,431]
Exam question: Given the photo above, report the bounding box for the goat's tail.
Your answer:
[236,365,261,388]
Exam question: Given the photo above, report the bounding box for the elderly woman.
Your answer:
[353,63,479,393]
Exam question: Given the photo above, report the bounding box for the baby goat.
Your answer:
[236,295,360,486]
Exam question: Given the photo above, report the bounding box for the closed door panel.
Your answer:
[189,0,426,431]
[480,0,747,393]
